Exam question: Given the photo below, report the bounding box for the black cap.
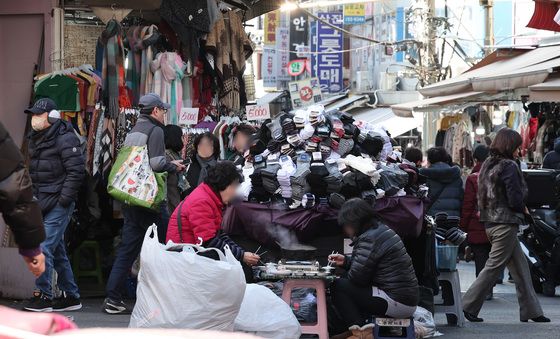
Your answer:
[138,93,171,111]
[25,98,57,115]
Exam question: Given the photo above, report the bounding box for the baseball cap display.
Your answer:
[138,93,171,110]
[25,98,57,114]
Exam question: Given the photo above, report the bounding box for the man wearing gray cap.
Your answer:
[103,93,185,314]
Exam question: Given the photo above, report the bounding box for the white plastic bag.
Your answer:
[413,306,443,338]
[234,284,301,339]
[129,225,246,330]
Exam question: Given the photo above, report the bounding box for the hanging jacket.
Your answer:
[166,183,244,260]
[542,138,560,170]
[460,163,488,244]
[420,162,464,217]
[0,122,45,255]
[28,120,85,214]
[344,224,419,307]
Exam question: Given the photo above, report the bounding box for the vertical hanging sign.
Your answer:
[317,12,344,93]
[276,27,291,81]
[262,47,277,88]
[264,10,279,44]
[289,9,309,62]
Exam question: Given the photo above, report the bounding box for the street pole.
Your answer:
[427,0,437,84]
[482,0,494,55]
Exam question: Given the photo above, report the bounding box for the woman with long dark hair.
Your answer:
[462,128,550,323]
[184,132,220,195]
[164,125,188,213]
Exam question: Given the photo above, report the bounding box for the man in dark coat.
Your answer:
[0,122,45,277]
[23,98,84,313]
[543,137,560,170]
[420,147,464,217]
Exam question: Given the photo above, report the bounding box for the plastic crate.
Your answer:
[436,244,459,271]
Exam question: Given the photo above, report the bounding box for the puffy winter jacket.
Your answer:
[166,183,244,260]
[460,163,488,244]
[28,120,84,214]
[344,224,419,307]
[420,162,464,217]
[0,122,45,254]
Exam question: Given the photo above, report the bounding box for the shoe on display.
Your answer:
[102,298,132,315]
[53,292,82,312]
[23,291,53,312]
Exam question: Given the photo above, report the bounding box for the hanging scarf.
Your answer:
[100,19,124,119]
[196,154,217,185]
[99,117,115,181]
[125,26,142,105]
[140,25,160,96]
[151,52,185,124]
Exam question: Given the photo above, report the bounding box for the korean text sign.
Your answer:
[317,12,343,93]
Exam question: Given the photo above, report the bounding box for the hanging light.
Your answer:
[475,125,486,135]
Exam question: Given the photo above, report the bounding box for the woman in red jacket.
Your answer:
[461,145,501,298]
[166,161,260,266]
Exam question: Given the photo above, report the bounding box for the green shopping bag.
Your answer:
[107,145,167,210]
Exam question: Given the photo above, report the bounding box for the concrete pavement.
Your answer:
[2,262,559,338]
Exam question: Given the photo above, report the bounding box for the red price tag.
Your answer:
[299,86,313,101]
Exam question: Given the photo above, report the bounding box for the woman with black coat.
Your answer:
[184,132,220,196]
[329,199,419,337]
[462,128,550,323]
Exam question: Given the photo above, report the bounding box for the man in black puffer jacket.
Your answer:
[329,198,419,337]
[23,98,84,313]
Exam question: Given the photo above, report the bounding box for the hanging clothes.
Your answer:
[140,25,160,96]
[205,11,253,110]
[100,19,126,119]
[151,52,186,125]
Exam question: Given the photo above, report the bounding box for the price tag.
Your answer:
[246,104,271,121]
[178,107,199,126]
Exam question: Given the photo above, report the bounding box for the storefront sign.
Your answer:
[310,21,318,77]
[289,78,322,109]
[178,107,199,126]
[317,12,344,93]
[288,59,306,76]
[264,10,279,44]
[289,9,309,62]
[262,46,277,88]
[344,4,366,24]
[276,27,290,81]
[246,104,271,121]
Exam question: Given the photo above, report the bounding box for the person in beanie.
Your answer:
[103,93,185,314]
[0,122,45,277]
[23,98,84,312]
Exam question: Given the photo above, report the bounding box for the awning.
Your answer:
[527,1,560,33]
[324,95,368,113]
[256,91,286,105]
[391,91,485,117]
[529,77,560,101]
[346,107,421,137]
[419,45,560,97]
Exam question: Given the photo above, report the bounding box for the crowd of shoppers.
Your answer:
[1,93,552,332]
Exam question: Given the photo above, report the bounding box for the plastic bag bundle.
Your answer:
[234,284,301,339]
[129,225,246,330]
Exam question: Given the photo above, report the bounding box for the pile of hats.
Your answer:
[434,212,466,245]
[244,104,412,209]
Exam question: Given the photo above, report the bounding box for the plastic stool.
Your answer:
[72,240,103,286]
[434,270,465,327]
[373,317,415,339]
[282,278,329,339]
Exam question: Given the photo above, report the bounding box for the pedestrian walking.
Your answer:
[0,122,45,277]
[103,93,185,314]
[462,128,550,323]
[23,98,84,312]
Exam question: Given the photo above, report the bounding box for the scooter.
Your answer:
[520,169,560,296]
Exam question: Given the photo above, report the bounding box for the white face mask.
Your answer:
[31,114,50,131]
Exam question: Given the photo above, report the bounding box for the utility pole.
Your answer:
[426,0,437,85]
[481,0,494,55]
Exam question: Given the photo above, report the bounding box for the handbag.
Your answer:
[107,125,167,210]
